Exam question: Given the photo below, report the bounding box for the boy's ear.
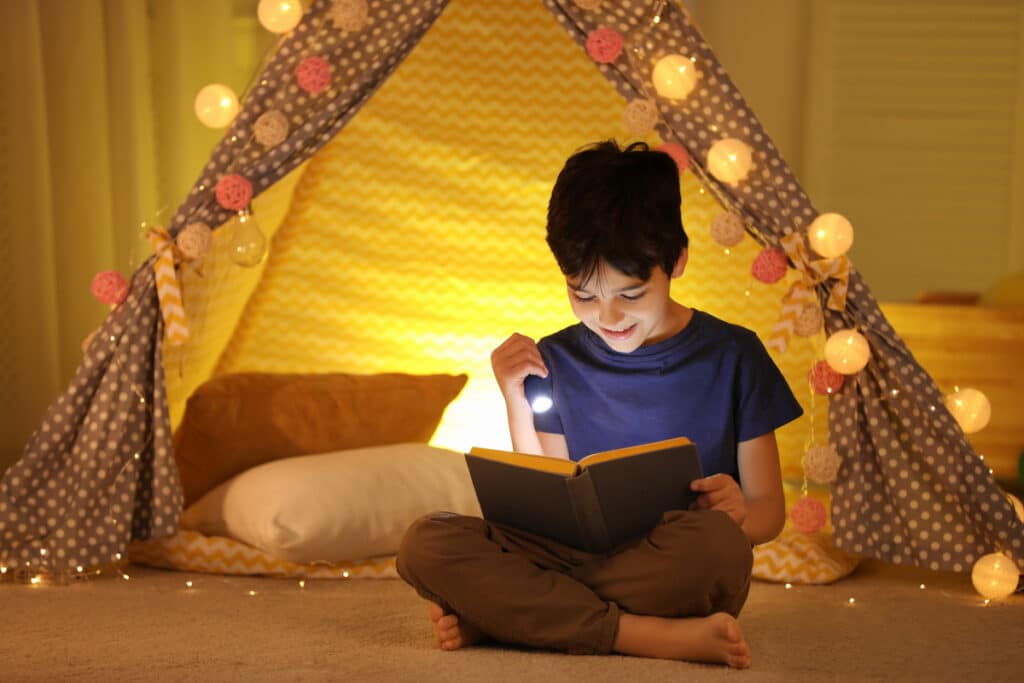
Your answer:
[671,249,688,279]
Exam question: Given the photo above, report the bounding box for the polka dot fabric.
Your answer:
[546,0,1022,572]
[0,0,449,579]
[0,265,182,578]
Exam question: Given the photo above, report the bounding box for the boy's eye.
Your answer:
[621,292,645,301]
[572,294,596,303]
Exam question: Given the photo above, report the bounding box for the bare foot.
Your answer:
[427,601,486,651]
[614,612,752,669]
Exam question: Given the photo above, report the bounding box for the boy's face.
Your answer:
[566,254,687,353]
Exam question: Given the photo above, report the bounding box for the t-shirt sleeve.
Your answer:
[524,371,564,435]
[734,331,804,442]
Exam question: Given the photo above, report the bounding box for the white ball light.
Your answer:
[944,387,992,434]
[707,138,753,185]
[651,54,698,100]
[971,552,1019,600]
[194,84,239,129]
[824,329,870,375]
[531,395,553,413]
[808,213,855,259]
[257,0,303,33]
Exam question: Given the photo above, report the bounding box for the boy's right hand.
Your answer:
[490,333,548,404]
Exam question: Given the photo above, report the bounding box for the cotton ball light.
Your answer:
[253,110,289,148]
[586,27,623,64]
[91,271,129,306]
[808,360,845,396]
[944,387,991,434]
[751,247,788,284]
[707,138,753,185]
[257,0,303,33]
[803,444,842,484]
[623,99,659,135]
[824,329,870,375]
[710,212,745,247]
[651,54,698,100]
[971,552,1019,600]
[808,213,854,259]
[327,0,369,32]
[657,142,689,173]
[795,304,823,337]
[215,174,254,212]
[295,56,332,95]
[176,222,213,261]
[193,84,239,129]
[790,496,827,534]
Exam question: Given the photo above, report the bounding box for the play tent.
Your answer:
[1,0,1021,582]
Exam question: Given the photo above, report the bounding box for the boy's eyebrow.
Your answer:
[570,283,647,294]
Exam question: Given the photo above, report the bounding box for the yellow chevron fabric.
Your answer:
[129,530,397,579]
[148,229,189,346]
[164,0,841,574]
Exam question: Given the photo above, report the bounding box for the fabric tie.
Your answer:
[766,231,849,353]
[147,226,189,346]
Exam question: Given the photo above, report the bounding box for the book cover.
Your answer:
[465,436,704,553]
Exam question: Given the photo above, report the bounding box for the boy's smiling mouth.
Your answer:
[600,324,638,341]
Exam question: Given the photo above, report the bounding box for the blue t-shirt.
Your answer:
[523,309,803,483]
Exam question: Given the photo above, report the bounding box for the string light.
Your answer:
[248,590,257,596]
[299,580,306,588]
[122,573,130,581]
[186,580,193,588]
[847,597,856,606]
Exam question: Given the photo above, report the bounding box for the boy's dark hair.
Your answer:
[546,140,688,283]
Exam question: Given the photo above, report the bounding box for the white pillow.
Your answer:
[180,443,481,564]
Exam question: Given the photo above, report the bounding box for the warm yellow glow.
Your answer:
[186,580,193,588]
[651,54,698,100]
[808,213,854,259]
[194,84,239,129]
[707,138,753,185]
[971,553,1019,600]
[258,0,303,33]
[944,387,991,434]
[824,329,870,375]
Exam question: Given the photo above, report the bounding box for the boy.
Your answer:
[397,141,802,668]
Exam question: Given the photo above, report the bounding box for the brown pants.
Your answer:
[396,509,753,655]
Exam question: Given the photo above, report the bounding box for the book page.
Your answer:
[468,447,580,476]
[579,436,693,469]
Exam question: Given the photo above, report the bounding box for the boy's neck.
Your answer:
[642,302,693,347]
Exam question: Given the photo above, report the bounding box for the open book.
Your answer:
[465,436,704,553]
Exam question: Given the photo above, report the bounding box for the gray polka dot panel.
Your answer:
[543,0,1021,573]
[0,0,448,579]
[2,0,1020,580]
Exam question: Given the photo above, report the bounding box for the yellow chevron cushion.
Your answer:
[753,527,861,584]
[173,372,468,505]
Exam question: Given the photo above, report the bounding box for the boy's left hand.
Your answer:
[690,474,747,528]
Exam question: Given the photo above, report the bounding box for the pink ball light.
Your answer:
[91,270,129,306]
[296,56,332,95]
[751,247,788,284]
[790,496,827,534]
[586,27,623,63]
[215,174,254,211]
[657,142,689,173]
[808,360,845,396]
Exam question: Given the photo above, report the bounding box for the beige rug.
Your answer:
[2,559,1021,682]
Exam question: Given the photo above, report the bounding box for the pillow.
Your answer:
[179,443,482,564]
[173,371,467,506]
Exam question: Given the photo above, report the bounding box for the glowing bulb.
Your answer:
[343,571,350,578]
[75,566,83,573]
[651,54,698,100]
[229,211,267,267]
[248,590,257,596]
[824,330,870,375]
[847,597,856,605]
[186,580,193,588]
[971,552,1019,600]
[707,138,753,185]
[30,576,41,585]
[944,387,991,434]
[257,0,303,33]
[299,580,306,588]
[531,395,553,413]
[808,213,854,259]
[193,84,239,128]
[122,573,130,581]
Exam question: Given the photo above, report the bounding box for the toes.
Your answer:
[427,602,444,622]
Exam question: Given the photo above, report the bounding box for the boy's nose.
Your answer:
[597,302,624,327]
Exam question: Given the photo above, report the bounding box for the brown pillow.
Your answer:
[173,372,468,506]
